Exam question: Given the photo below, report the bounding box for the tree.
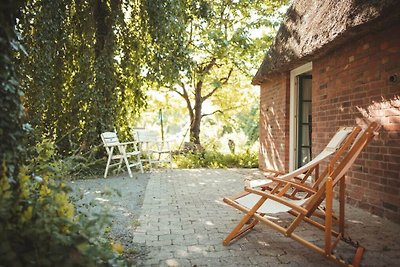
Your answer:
[0,0,25,181]
[158,0,286,146]
[16,0,184,155]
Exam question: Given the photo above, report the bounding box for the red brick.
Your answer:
[259,24,400,223]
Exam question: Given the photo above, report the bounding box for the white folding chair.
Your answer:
[100,132,144,178]
[134,129,173,171]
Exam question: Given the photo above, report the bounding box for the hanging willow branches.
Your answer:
[16,0,188,155]
[15,0,286,154]
[0,0,25,180]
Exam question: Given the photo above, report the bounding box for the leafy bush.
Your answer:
[24,128,106,180]
[0,139,127,266]
[174,150,258,169]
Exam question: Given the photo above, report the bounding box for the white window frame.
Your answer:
[289,62,312,171]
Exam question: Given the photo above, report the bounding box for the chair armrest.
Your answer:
[103,143,119,147]
[119,141,139,146]
[263,177,316,193]
[260,168,285,175]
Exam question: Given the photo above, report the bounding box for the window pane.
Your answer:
[302,102,312,123]
[302,126,311,146]
[302,79,312,100]
[301,148,311,166]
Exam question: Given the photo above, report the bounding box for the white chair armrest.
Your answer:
[119,141,139,146]
[104,143,119,147]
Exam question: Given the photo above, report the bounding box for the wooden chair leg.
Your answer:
[223,197,266,245]
[352,246,365,267]
[339,175,345,236]
[325,177,333,256]
[223,214,258,246]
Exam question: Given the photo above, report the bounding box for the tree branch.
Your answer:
[174,83,194,121]
[201,110,223,118]
[198,58,216,75]
[202,87,219,102]
[220,67,233,85]
[201,68,233,102]
[173,88,184,97]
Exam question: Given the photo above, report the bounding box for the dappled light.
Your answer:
[2,0,399,266]
[260,97,286,171]
[348,220,364,225]
[257,241,271,247]
[94,197,110,203]
[356,95,400,130]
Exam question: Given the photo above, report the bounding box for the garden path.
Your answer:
[71,169,400,267]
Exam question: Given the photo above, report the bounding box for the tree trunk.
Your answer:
[190,108,202,145]
[190,80,203,145]
[178,58,217,147]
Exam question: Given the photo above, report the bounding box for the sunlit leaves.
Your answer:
[162,0,287,144]
[16,0,152,154]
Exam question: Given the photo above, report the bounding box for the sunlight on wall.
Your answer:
[355,95,400,130]
[260,104,285,170]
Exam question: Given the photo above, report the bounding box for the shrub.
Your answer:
[0,139,126,266]
[174,150,258,169]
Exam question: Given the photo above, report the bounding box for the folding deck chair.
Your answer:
[246,126,358,189]
[101,132,144,178]
[223,122,380,267]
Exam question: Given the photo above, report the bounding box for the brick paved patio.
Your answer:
[132,169,400,267]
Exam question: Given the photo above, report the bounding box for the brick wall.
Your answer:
[312,24,400,222]
[259,24,400,223]
[259,73,290,171]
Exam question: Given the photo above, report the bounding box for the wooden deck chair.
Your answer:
[134,129,173,171]
[246,126,361,227]
[223,122,380,267]
[246,126,360,190]
[101,132,144,178]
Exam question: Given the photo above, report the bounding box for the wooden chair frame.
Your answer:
[246,126,359,191]
[223,122,380,267]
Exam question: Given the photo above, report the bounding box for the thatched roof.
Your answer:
[252,0,400,85]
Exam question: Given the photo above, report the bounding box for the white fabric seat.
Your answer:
[236,193,309,214]
[248,127,355,188]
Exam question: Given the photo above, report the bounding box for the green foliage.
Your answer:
[174,150,258,169]
[235,105,260,145]
[17,0,176,155]
[1,2,127,266]
[0,0,25,180]
[0,139,126,267]
[160,0,287,145]
[26,135,105,180]
[15,0,287,155]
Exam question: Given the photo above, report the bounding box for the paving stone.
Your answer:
[189,257,223,266]
[147,239,173,246]
[159,258,191,267]
[131,169,400,267]
[218,256,253,266]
